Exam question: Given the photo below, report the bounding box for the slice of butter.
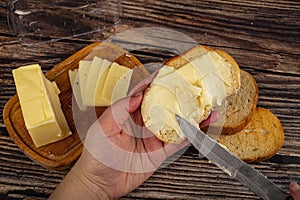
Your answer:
[78,60,92,106]
[101,62,133,105]
[68,69,87,111]
[84,56,103,106]
[94,59,111,106]
[13,64,71,147]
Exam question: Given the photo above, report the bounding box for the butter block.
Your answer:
[101,62,133,105]
[13,64,71,147]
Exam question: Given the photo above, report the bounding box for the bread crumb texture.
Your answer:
[217,107,284,162]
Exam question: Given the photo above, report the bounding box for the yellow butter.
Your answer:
[94,59,111,106]
[101,62,133,105]
[84,57,104,106]
[13,64,71,147]
[143,67,203,141]
[187,54,226,107]
[143,52,233,143]
[68,69,87,111]
[78,60,92,106]
[72,58,133,107]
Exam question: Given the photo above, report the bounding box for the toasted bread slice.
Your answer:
[141,46,241,144]
[217,107,284,162]
[204,70,258,135]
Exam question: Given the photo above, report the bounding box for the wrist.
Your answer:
[49,161,110,200]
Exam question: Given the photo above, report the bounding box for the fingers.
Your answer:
[108,94,143,128]
[128,93,143,113]
[200,110,220,128]
[290,182,300,200]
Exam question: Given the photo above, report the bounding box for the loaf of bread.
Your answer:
[217,107,284,162]
[203,69,258,135]
[141,46,241,144]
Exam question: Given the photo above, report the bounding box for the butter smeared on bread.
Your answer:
[141,46,241,144]
[217,108,284,162]
[204,70,258,135]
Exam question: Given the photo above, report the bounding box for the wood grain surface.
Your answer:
[0,0,299,199]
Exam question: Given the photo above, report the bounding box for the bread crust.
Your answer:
[165,46,208,69]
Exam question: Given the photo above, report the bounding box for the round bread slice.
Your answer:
[141,46,241,144]
[203,70,258,135]
[217,107,284,162]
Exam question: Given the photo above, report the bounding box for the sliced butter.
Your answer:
[13,64,71,147]
[94,59,111,106]
[78,60,92,106]
[101,62,133,105]
[84,57,103,106]
[68,69,87,111]
[72,58,133,107]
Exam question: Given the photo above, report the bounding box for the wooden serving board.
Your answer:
[3,42,148,170]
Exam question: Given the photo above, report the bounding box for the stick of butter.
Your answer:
[12,64,71,147]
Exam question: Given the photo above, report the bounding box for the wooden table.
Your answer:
[0,0,299,199]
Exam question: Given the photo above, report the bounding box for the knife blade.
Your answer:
[175,115,292,200]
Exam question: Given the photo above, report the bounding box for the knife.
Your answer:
[175,115,293,200]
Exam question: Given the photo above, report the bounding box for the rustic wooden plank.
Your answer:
[0,0,299,199]
[121,0,300,53]
[124,153,297,199]
[0,133,63,199]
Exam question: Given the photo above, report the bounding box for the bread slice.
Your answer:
[141,46,241,144]
[217,107,284,162]
[203,70,258,135]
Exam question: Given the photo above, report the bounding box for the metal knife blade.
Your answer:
[176,115,292,200]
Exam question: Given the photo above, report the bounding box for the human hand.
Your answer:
[75,93,190,199]
[49,70,190,200]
